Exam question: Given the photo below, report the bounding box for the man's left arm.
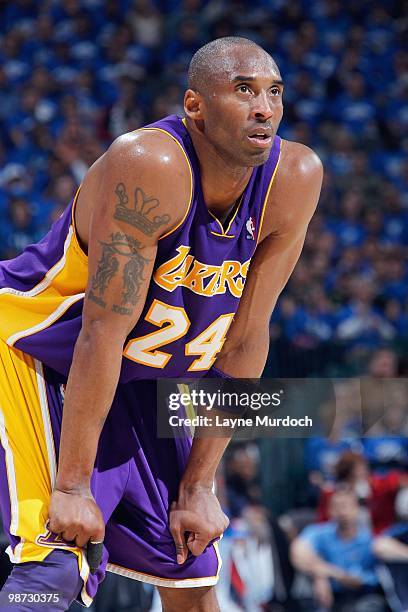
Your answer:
[171,143,323,563]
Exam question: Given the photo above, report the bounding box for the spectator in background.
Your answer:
[363,381,408,474]
[219,507,274,611]
[304,382,362,501]
[225,444,262,518]
[336,276,395,351]
[219,447,280,611]
[291,490,387,612]
[374,488,408,611]
[305,401,359,487]
[0,197,39,259]
[367,348,399,379]
[360,347,403,442]
[318,451,407,533]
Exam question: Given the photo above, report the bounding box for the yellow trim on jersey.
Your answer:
[0,341,93,606]
[0,343,56,556]
[213,539,222,578]
[137,127,194,240]
[177,383,195,437]
[70,184,88,263]
[106,546,221,588]
[210,231,236,239]
[0,226,87,346]
[207,192,245,238]
[256,138,283,245]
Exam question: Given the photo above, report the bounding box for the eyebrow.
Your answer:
[232,75,284,85]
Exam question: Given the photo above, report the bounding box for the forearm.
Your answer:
[56,324,123,491]
[373,537,408,561]
[291,541,344,580]
[180,338,268,490]
[180,435,230,491]
[215,328,270,378]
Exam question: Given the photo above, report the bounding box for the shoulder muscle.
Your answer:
[78,129,192,247]
[260,139,323,242]
[98,129,192,240]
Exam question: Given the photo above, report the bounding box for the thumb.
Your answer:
[171,510,210,557]
[187,533,209,557]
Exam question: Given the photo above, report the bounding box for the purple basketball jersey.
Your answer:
[0,116,282,382]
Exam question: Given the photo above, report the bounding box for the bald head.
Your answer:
[188,37,279,96]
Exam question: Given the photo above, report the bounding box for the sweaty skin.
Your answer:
[48,41,322,611]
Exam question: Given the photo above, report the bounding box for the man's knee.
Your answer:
[158,585,219,612]
[0,550,82,612]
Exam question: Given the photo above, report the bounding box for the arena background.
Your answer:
[0,0,406,610]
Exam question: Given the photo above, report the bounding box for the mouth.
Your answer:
[247,130,273,149]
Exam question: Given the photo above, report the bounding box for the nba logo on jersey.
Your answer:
[246,216,256,240]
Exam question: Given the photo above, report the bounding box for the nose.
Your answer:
[249,90,274,121]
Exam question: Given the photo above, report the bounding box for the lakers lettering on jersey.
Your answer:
[154,246,250,298]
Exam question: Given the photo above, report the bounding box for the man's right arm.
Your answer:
[291,538,339,579]
[373,535,408,561]
[48,130,191,547]
[290,537,363,586]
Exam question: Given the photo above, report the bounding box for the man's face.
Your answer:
[329,492,359,528]
[197,46,284,167]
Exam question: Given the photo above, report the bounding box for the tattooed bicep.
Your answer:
[87,231,153,317]
[85,174,173,319]
[84,128,192,320]
[113,182,171,237]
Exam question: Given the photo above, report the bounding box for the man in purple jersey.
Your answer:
[0,37,322,610]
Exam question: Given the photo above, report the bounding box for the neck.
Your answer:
[185,119,253,213]
[338,523,357,539]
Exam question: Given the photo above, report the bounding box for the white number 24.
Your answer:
[124,299,234,371]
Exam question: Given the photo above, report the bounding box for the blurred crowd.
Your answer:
[0,0,407,376]
[0,0,408,374]
[0,0,407,611]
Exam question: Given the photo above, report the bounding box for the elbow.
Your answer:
[372,537,391,560]
[372,539,383,559]
[289,538,303,570]
[78,318,125,354]
[290,539,315,573]
[217,332,270,377]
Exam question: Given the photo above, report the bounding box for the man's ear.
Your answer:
[184,89,204,121]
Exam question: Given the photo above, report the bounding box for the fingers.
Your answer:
[170,508,226,559]
[187,533,208,557]
[170,499,230,563]
[170,509,203,533]
[90,522,105,546]
[49,522,103,549]
[48,491,105,549]
[169,503,188,565]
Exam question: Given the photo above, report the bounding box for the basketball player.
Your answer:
[0,38,322,611]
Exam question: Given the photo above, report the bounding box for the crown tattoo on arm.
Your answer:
[114,182,171,236]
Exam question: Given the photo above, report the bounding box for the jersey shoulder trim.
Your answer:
[137,126,194,241]
[256,137,283,245]
[70,185,88,263]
